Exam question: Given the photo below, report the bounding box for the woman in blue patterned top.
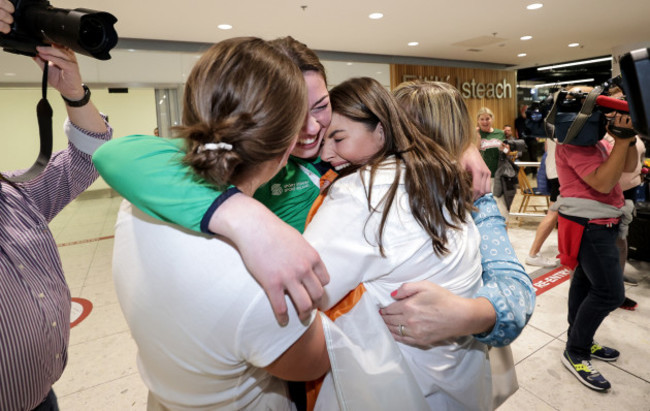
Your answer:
[380,80,535,347]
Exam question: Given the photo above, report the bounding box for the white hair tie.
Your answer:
[198,142,233,153]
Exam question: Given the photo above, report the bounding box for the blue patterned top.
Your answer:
[471,194,536,347]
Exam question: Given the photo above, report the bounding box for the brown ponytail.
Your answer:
[175,37,307,188]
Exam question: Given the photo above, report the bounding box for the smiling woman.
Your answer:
[304,77,491,409]
[291,70,331,159]
[321,112,385,169]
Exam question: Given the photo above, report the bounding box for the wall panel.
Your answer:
[391,64,518,131]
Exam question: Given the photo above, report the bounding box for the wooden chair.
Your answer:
[516,166,550,215]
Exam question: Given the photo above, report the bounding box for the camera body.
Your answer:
[504,138,527,158]
[0,0,118,60]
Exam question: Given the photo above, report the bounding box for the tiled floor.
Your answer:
[50,193,650,410]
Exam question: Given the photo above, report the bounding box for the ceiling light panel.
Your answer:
[537,57,612,71]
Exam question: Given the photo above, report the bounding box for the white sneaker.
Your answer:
[526,253,558,267]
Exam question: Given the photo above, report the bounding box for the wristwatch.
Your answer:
[61,84,91,107]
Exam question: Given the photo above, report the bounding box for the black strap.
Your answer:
[564,87,602,143]
[5,63,53,183]
[546,87,602,145]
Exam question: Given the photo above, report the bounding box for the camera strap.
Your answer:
[546,86,603,145]
[5,63,53,183]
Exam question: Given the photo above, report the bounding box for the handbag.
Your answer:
[489,345,519,409]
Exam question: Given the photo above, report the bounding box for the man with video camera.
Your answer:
[0,1,113,409]
[553,85,639,392]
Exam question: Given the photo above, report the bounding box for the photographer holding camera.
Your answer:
[552,86,639,392]
[0,1,113,409]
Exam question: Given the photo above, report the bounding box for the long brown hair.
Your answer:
[328,77,473,256]
[177,37,307,188]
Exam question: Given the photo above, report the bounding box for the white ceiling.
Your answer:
[51,0,649,67]
[1,0,649,85]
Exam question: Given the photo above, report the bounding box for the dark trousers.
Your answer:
[523,138,539,176]
[566,224,626,359]
[32,389,58,411]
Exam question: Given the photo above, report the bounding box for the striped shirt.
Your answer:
[0,118,112,411]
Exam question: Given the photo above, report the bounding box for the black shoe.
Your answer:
[620,297,638,311]
[591,342,620,362]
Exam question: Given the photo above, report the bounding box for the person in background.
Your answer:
[515,104,529,140]
[526,137,560,267]
[604,87,646,291]
[503,124,515,140]
[477,107,511,222]
[0,1,112,409]
[153,127,159,136]
[554,86,639,391]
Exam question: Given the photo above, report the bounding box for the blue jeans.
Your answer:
[566,223,625,359]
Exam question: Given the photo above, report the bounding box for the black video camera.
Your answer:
[544,76,639,145]
[0,0,118,60]
[620,48,650,140]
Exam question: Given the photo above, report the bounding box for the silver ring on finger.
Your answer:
[398,324,405,337]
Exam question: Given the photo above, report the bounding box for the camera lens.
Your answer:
[79,17,107,51]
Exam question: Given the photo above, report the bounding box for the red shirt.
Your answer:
[556,140,623,224]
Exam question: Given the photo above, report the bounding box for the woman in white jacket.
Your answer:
[306,77,491,410]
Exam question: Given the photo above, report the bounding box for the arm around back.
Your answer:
[471,194,535,346]
[93,135,219,232]
[264,314,329,381]
[93,136,330,327]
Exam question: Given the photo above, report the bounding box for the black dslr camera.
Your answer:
[0,0,118,60]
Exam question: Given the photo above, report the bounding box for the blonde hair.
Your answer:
[476,106,494,120]
[177,37,307,188]
[393,81,473,160]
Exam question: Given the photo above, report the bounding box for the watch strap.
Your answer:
[62,84,91,107]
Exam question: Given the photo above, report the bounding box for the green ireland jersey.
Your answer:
[93,135,324,234]
[254,157,322,233]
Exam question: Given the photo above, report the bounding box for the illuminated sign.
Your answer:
[401,75,513,99]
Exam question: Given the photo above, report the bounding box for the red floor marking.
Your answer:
[533,266,572,296]
[70,298,93,328]
[57,235,114,248]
